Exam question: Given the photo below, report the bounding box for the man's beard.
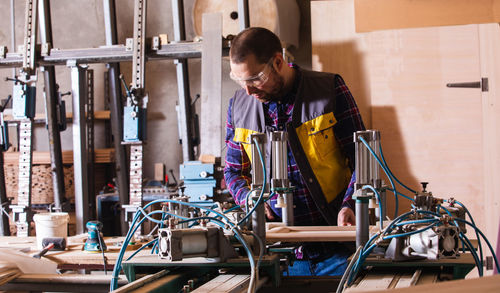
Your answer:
[255,74,285,103]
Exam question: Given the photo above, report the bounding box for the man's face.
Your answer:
[230,54,284,103]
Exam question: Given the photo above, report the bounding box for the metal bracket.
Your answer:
[446,77,488,92]
[0,46,7,59]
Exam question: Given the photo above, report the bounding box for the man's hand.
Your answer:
[264,203,276,221]
[337,207,355,226]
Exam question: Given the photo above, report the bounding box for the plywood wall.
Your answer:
[312,0,500,260]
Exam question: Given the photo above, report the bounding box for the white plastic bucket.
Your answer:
[33,212,69,250]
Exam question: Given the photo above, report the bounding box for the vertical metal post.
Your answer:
[250,133,266,188]
[250,133,267,254]
[172,0,194,162]
[103,0,129,234]
[86,70,95,219]
[271,131,294,226]
[355,196,369,247]
[10,0,39,237]
[10,0,16,78]
[353,130,381,248]
[39,0,67,212]
[68,61,89,234]
[0,144,10,236]
[237,0,249,31]
[121,0,148,236]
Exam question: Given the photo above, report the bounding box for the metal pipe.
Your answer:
[10,0,16,77]
[69,62,89,234]
[252,197,266,255]
[283,192,294,226]
[102,0,118,46]
[354,131,370,190]
[369,130,381,188]
[355,196,369,247]
[271,131,288,182]
[172,0,194,161]
[250,133,266,187]
[39,0,67,211]
[103,0,129,235]
[237,0,249,31]
[0,150,10,236]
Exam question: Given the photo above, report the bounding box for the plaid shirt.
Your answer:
[224,68,364,227]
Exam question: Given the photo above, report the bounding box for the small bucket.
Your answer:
[33,212,69,250]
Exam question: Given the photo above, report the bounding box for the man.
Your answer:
[224,27,365,276]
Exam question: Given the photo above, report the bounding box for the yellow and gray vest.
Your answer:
[231,69,352,225]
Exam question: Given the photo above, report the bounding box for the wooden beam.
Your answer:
[3,110,111,122]
[365,274,500,293]
[3,148,115,164]
[265,225,381,242]
[355,0,500,32]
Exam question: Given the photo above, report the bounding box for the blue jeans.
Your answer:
[284,250,350,276]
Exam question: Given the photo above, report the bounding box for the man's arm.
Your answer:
[332,75,365,225]
[223,98,252,205]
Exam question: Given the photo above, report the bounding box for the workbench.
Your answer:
[0,235,150,271]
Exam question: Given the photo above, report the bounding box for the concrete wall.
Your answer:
[0,0,311,187]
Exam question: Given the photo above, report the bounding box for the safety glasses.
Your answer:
[229,57,275,88]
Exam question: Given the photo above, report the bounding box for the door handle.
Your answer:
[446,77,488,92]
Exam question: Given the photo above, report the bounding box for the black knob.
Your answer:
[421,182,429,192]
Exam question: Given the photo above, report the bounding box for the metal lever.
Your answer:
[446,77,488,92]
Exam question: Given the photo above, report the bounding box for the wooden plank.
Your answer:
[200,12,223,157]
[154,163,164,182]
[193,274,250,293]
[352,274,395,291]
[355,0,500,32]
[3,148,115,164]
[0,269,22,286]
[3,110,111,122]
[265,225,381,242]
[366,274,500,293]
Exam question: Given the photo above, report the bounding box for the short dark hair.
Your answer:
[230,27,282,64]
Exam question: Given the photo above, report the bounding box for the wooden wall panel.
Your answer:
[311,0,372,127]
[312,1,499,255]
[365,25,484,224]
[355,0,500,32]
[479,24,500,256]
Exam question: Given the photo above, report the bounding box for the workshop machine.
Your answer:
[109,129,498,293]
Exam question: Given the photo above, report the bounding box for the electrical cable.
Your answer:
[394,218,438,226]
[454,218,500,273]
[238,137,267,226]
[383,221,440,240]
[362,185,384,230]
[378,141,416,194]
[337,246,363,293]
[358,136,399,217]
[127,238,158,261]
[386,188,415,202]
[96,227,107,275]
[453,200,484,270]
[110,204,257,292]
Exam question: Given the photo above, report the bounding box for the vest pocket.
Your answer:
[304,112,337,159]
[310,126,336,159]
